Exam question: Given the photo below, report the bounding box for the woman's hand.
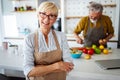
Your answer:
[53,61,74,72]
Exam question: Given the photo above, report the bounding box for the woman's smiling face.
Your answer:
[38,11,57,30]
[37,2,58,31]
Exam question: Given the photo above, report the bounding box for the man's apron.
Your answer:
[29,30,66,80]
[84,19,107,47]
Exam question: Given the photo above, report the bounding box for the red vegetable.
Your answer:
[82,48,88,54]
[88,49,94,55]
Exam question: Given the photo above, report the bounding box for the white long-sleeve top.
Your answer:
[23,29,72,76]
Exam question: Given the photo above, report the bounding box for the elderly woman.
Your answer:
[73,1,114,47]
[23,1,74,80]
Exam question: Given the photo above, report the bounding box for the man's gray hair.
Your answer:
[88,1,103,13]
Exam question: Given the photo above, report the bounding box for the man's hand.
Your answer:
[99,34,114,45]
[99,39,107,45]
[76,37,84,44]
[74,33,84,44]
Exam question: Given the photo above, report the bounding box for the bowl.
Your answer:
[71,51,82,59]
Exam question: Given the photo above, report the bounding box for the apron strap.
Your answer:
[52,30,61,49]
[34,30,39,53]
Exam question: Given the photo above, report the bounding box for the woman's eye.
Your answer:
[50,15,54,17]
[50,15,56,18]
[42,13,46,16]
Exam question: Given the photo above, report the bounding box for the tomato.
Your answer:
[82,48,88,54]
[88,49,94,55]
[78,47,84,51]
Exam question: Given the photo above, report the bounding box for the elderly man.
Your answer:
[73,2,114,47]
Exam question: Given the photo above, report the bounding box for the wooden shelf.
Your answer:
[102,4,116,7]
[4,37,24,40]
[66,16,83,19]
[10,0,27,1]
[66,4,116,19]
[10,0,36,13]
[87,4,116,8]
[12,9,36,13]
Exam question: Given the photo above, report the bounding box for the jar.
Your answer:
[2,42,8,50]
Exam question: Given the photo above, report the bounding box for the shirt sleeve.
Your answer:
[73,17,87,34]
[105,16,114,34]
[60,32,73,63]
[23,34,35,77]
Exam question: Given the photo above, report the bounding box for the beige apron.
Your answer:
[29,30,66,80]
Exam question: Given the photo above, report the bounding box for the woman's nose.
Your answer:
[44,16,50,22]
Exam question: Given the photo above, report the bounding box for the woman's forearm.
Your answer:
[28,64,58,77]
[28,60,74,77]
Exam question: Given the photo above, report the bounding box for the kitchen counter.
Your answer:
[67,49,120,80]
[0,47,23,73]
[0,47,120,80]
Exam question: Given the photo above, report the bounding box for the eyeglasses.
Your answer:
[39,12,57,20]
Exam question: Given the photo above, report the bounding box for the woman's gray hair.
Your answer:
[88,2,103,13]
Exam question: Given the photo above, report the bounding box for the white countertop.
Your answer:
[0,47,120,80]
[67,49,120,80]
[0,47,23,71]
